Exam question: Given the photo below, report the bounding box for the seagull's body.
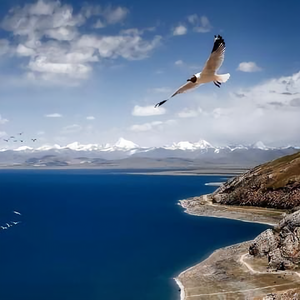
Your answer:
[155,35,230,107]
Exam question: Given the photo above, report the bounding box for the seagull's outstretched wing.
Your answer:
[155,81,201,107]
[202,35,226,75]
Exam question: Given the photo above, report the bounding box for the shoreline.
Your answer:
[173,193,291,300]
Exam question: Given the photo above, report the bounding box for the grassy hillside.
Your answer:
[212,151,300,209]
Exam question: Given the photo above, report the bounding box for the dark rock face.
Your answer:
[212,152,300,209]
[249,210,300,270]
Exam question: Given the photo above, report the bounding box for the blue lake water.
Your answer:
[0,170,268,300]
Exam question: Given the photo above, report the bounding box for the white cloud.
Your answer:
[61,124,82,134]
[132,105,166,116]
[129,119,176,132]
[16,44,35,56]
[175,60,183,66]
[173,25,187,36]
[178,108,202,118]
[44,113,62,118]
[130,121,163,132]
[187,15,212,33]
[103,6,129,24]
[76,31,161,61]
[86,116,95,120]
[28,0,57,16]
[0,115,9,124]
[93,19,106,29]
[148,87,171,93]
[45,26,78,41]
[237,62,262,72]
[0,1,159,85]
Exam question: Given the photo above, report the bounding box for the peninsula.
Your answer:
[176,151,300,299]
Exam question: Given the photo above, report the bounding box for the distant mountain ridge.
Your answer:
[0,137,298,168]
[1,137,298,153]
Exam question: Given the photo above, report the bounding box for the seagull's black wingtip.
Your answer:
[154,100,168,108]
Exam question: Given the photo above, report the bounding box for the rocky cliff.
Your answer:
[212,151,300,209]
[249,209,300,271]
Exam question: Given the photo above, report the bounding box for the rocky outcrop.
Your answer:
[249,210,300,270]
[212,151,300,209]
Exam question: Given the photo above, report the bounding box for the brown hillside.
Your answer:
[212,151,300,209]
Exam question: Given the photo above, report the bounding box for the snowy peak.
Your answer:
[252,141,269,150]
[113,138,139,150]
[166,139,214,151]
[194,139,214,149]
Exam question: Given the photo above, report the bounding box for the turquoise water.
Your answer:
[0,170,268,300]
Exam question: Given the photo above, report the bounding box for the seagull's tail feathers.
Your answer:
[154,99,168,108]
[214,73,230,83]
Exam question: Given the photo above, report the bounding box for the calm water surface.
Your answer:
[0,170,268,300]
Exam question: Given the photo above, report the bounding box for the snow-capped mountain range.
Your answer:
[0,137,298,168]
[1,137,297,153]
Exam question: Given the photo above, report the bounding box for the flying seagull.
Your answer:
[13,211,22,216]
[155,35,230,107]
[31,139,37,142]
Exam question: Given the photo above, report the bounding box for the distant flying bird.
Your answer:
[155,35,230,107]
[12,221,20,225]
[18,132,23,135]
[1,226,7,230]
[20,140,24,143]
[31,139,37,142]
[13,140,18,142]
[10,136,15,139]
[13,211,22,216]
[3,139,9,142]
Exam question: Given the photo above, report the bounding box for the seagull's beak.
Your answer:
[187,79,191,82]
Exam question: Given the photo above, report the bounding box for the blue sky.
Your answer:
[0,0,300,148]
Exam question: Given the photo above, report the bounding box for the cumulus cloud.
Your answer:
[187,15,212,33]
[75,31,161,61]
[132,105,166,116]
[173,25,187,36]
[86,116,95,120]
[44,113,62,118]
[0,1,160,85]
[237,62,262,72]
